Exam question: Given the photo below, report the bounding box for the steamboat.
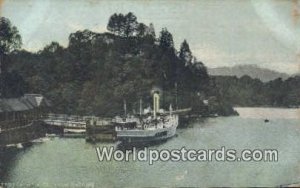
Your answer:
[115,91,179,145]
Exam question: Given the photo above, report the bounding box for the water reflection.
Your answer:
[0,149,22,181]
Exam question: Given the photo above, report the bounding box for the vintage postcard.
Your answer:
[0,0,299,187]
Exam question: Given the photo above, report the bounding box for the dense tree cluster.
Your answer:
[107,12,156,39]
[6,13,299,117]
[0,17,24,97]
[2,13,216,116]
[4,13,228,116]
[0,17,22,57]
[213,75,300,107]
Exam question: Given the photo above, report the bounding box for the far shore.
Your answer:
[233,106,300,109]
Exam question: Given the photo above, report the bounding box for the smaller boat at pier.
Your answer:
[63,128,86,138]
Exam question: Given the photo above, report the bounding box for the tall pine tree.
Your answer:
[158,28,174,52]
[179,39,193,66]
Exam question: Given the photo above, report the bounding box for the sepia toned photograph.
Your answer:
[0,0,299,187]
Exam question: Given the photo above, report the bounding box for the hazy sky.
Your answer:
[1,0,299,74]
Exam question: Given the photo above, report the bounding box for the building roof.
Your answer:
[22,94,51,108]
[0,94,51,113]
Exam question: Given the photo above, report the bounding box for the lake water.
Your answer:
[1,108,300,187]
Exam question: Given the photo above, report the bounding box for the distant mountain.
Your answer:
[208,64,290,82]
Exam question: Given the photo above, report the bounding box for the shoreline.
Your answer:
[234,106,300,109]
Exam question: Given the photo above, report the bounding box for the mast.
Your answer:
[139,99,142,116]
[123,99,127,118]
[169,104,173,116]
[175,82,178,110]
[153,92,160,118]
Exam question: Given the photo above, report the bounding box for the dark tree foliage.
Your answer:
[213,75,300,107]
[158,28,174,52]
[6,13,298,116]
[179,40,193,66]
[107,13,123,36]
[0,71,26,98]
[137,23,156,45]
[41,42,63,54]
[3,13,297,118]
[0,17,24,98]
[0,17,22,73]
[0,17,22,55]
[123,12,138,37]
[136,23,148,38]
[7,13,237,116]
[107,12,138,37]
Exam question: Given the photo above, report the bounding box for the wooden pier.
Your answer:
[43,114,115,141]
[0,107,194,147]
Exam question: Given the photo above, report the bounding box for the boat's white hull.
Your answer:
[116,115,178,145]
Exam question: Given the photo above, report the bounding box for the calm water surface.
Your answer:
[1,108,300,187]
